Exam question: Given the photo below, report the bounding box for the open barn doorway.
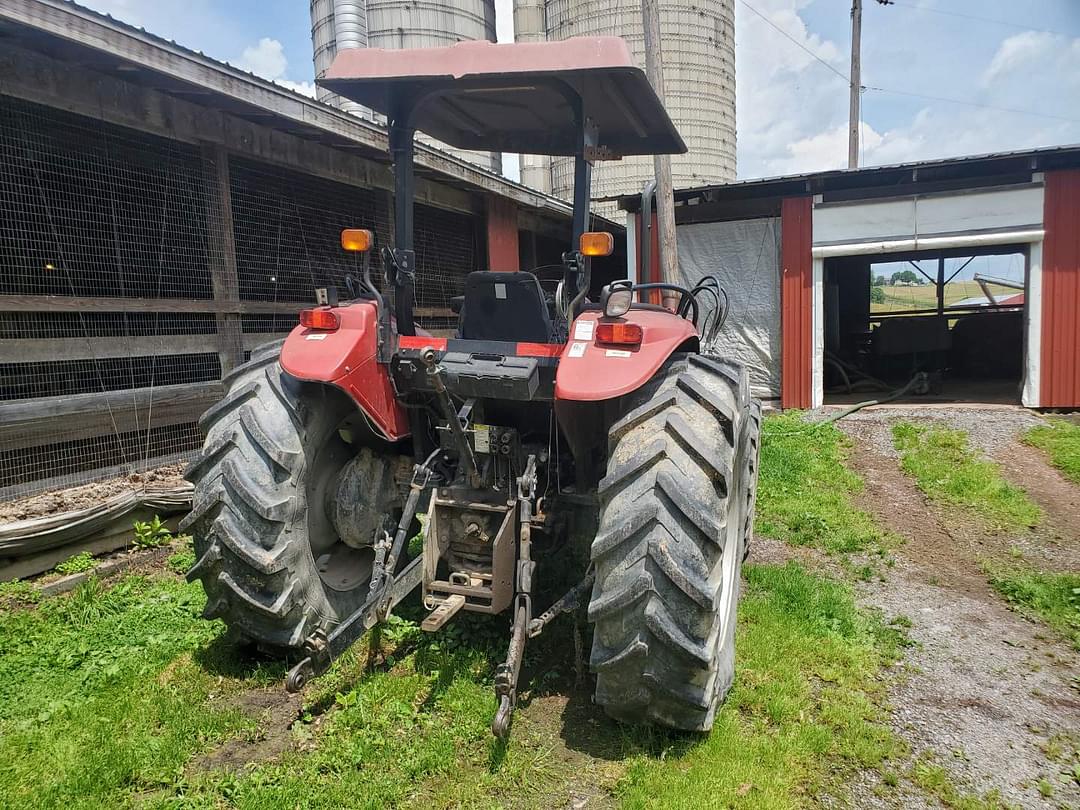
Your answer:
[823,246,1028,405]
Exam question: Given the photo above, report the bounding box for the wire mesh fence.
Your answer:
[0,93,482,501]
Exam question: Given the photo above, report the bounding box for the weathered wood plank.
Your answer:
[201,143,244,375]
[0,381,221,451]
[0,295,312,314]
[0,332,283,364]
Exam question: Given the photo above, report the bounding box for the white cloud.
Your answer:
[236,37,316,98]
[277,79,317,98]
[238,38,288,80]
[735,0,850,177]
[983,31,1058,84]
[737,5,1080,179]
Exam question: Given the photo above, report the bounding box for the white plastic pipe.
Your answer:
[811,229,1045,258]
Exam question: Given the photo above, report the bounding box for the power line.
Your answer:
[864,85,1080,124]
[738,0,850,83]
[884,1,1078,39]
[739,0,1080,126]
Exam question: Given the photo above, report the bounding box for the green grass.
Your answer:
[0,575,262,808]
[757,412,886,554]
[0,561,909,809]
[871,281,1017,314]
[0,413,939,808]
[615,562,906,809]
[986,564,1080,650]
[1023,418,1080,485]
[0,579,40,606]
[911,758,1009,810]
[892,422,1041,531]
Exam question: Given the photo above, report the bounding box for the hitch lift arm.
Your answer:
[284,457,435,693]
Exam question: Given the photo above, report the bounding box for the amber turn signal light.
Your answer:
[595,322,642,346]
[579,231,614,257]
[341,228,373,252]
[299,308,340,331]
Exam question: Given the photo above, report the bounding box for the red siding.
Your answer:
[781,197,813,409]
[486,196,519,272]
[1041,170,1080,408]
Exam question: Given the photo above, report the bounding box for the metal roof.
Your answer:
[0,0,607,227]
[614,143,1080,211]
[321,37,687,158]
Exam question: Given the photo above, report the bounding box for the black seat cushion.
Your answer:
[459,271,554,343]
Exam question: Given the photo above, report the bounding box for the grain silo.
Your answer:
[310,0,501,172]
[514,0,736,202]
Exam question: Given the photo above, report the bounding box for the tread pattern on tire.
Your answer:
[588,353,752,731]
[741,399,762,562]
[181,340,368,649]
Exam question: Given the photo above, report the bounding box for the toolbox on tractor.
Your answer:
[182,36,760,740]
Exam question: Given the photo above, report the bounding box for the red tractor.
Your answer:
[183,36,760,738]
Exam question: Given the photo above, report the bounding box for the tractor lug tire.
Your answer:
[181,341,397,651]
[587,353,756,732]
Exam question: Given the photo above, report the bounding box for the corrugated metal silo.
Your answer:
[518,0,736,204]
[310,0,501,172]
[311,0,370,119]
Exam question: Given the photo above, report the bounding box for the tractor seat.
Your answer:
[458,271,555,344]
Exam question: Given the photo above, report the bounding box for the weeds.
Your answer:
[0,579,40,607]
[1023,418,1080,485]
[133,515,173,549]
[985,563,1080,650]
[757,412,886,555]
[910,757,1010,809]
[167,536,196,575]
[892,422,1041,531]
[55,551,95,576]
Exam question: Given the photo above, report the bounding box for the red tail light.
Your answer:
[595,322,643,347]
[300,308,340,331]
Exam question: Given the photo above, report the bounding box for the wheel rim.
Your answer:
[306,419,376,594]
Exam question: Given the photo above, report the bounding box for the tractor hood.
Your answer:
[318,37,686,158]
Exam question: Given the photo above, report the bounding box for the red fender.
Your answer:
[279,301,410,441]
[555,310,699,401]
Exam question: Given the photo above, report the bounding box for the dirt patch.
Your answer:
[994,439,1080,572]
[0,463,189,523]
[843,430,1000,601]
[838,417,1080,808]
[189,687,303,774]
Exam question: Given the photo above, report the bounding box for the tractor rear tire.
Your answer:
[181,341,392,650]
[588,353,754,731]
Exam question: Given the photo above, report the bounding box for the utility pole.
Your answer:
[641,0,679,309]
[848,0,862,169]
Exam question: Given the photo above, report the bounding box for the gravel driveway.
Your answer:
[828,407,1079,809]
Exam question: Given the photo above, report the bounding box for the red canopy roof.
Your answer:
[318,37,686,159]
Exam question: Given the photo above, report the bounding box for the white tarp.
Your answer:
[676,217,782,397]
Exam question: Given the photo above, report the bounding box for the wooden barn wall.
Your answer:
[0,93,483,499]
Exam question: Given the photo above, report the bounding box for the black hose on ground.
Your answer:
[815,372,929,426]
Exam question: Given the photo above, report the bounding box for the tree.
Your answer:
[870,285,885,304]
[873,274,887,286]
[890,269,919,285]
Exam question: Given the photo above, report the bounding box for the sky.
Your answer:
[77,0,1080,182]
